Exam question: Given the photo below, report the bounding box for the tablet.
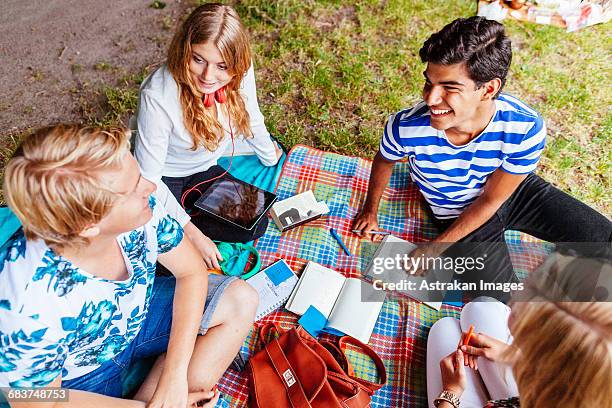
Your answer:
[193,176,277,231]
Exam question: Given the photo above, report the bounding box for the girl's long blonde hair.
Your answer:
[509,254,612,408]
[168,3,252,151]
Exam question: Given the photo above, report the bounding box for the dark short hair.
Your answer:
[419,16,512,97]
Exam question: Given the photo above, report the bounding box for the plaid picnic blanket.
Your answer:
[215,145,551,408]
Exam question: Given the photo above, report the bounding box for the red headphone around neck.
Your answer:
[203,87,227,108]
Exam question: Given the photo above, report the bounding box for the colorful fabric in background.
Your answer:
[215,145,553,408]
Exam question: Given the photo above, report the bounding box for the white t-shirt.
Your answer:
[0,195,183,386]
[134,63,278,226]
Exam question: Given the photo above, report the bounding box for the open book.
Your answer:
[286,262,385,344]
[363,235,453,310]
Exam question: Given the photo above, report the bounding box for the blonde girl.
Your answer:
[135,3,281,268]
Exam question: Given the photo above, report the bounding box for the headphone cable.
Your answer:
[180,112,234,217]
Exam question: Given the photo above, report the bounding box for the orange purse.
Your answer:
[247,323,387,408]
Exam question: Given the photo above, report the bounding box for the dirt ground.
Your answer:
[0,0,190,138]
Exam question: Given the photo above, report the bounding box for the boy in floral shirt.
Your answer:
[0,124,258,407]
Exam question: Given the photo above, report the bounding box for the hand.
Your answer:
[147,372,188,408]
[274,141,283,161]
[184,222,223,270]
[353,209,379,240]
[405,243,440,277]
[460,332,513,365]
[189,388,220,407]
[440,349,466,396]
[405,241,454,277]
[457,333,478,370]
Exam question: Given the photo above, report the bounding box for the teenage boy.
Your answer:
[354,17,611,296]
[0,124,258,407]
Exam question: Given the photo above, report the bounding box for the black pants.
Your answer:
[162,166,268,243]
[432,173,612,301]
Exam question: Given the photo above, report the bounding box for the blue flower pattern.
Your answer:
[112,230,156,302]
[73,305,146,367]
[157,215,184,253]
[60,301,118,352]
[32,251,88,297]
[0,230,26,268]
[0,326,68,387]
[0,196,184,386]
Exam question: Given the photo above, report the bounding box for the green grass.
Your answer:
[77,67,151,128]
[1,0,610,215]
[93,61,114,71]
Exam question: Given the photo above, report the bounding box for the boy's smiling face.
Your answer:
[423,62,494,138]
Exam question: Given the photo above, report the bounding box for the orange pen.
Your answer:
[463,324,475,346]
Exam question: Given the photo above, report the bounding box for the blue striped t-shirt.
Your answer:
[380,94,546,219]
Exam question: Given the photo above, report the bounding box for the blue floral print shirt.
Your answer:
[0,195,183,386]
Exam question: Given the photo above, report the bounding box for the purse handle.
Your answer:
[337,336,388,393]
[265,337,312,408]
[257,322,283,346]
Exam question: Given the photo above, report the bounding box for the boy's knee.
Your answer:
[227,279,259,317]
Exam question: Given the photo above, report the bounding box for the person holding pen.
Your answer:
[426,253,612,407]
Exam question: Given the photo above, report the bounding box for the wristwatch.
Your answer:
[434,390,461,408]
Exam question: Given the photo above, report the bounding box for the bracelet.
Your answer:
[434,390,461,408]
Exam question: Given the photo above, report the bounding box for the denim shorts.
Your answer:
[60,273,237,397]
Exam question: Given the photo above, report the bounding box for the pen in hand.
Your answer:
[463,325,475,346]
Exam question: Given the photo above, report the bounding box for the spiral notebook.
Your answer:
[246,259,299,321]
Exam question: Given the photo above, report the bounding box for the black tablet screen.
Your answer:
[193,177,277,230]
